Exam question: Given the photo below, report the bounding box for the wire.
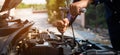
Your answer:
[71,24,76,46]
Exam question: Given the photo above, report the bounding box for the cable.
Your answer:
[71,24,76,46]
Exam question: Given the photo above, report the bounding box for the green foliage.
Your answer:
[86,4,107,28]
[46,0,107,28]
[31,4,46,10]
[17,3,46,10]
[46,0,66,23]
[17,3,30,8]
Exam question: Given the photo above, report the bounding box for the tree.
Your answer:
[46,0,66,23]
[85,4,106,29]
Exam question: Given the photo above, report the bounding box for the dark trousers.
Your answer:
[107,13,120,51]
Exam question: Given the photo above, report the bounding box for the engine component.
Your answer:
[8,28,115,55]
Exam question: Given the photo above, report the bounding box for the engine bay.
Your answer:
[10,28,116,55]
[14,28,76,55]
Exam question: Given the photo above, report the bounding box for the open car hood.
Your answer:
[0,0,22,12]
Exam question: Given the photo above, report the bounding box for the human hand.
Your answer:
[1,13,9,19]
[70,0,89,17]
[53,18,69,33]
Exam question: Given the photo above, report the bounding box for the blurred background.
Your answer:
[0,0,110,45]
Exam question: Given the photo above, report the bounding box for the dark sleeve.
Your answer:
[73,0,79,3]
[66,12,72,25]
[66,0,79,25]
[92,0,104,5]
[67,12,77,26]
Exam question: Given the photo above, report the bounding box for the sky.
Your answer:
[22,0,46,4]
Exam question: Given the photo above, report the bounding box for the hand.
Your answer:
[53,18,69,33]
[70,0,89,17]
[1,13,9,19]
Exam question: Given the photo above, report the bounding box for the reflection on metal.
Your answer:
[80,13,85,28]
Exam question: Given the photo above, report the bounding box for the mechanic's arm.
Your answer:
[54,0,94,33]
[67,0,94,25]
[70,0,93,17]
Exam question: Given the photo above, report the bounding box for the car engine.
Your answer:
[9,28,116,55]
[13,28,78,55]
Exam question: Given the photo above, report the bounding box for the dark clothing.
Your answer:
[68,0,120,51]
[73,0,79,2]
[107,12,120,51]
[94,0,120,18]
[93,0,120,51]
